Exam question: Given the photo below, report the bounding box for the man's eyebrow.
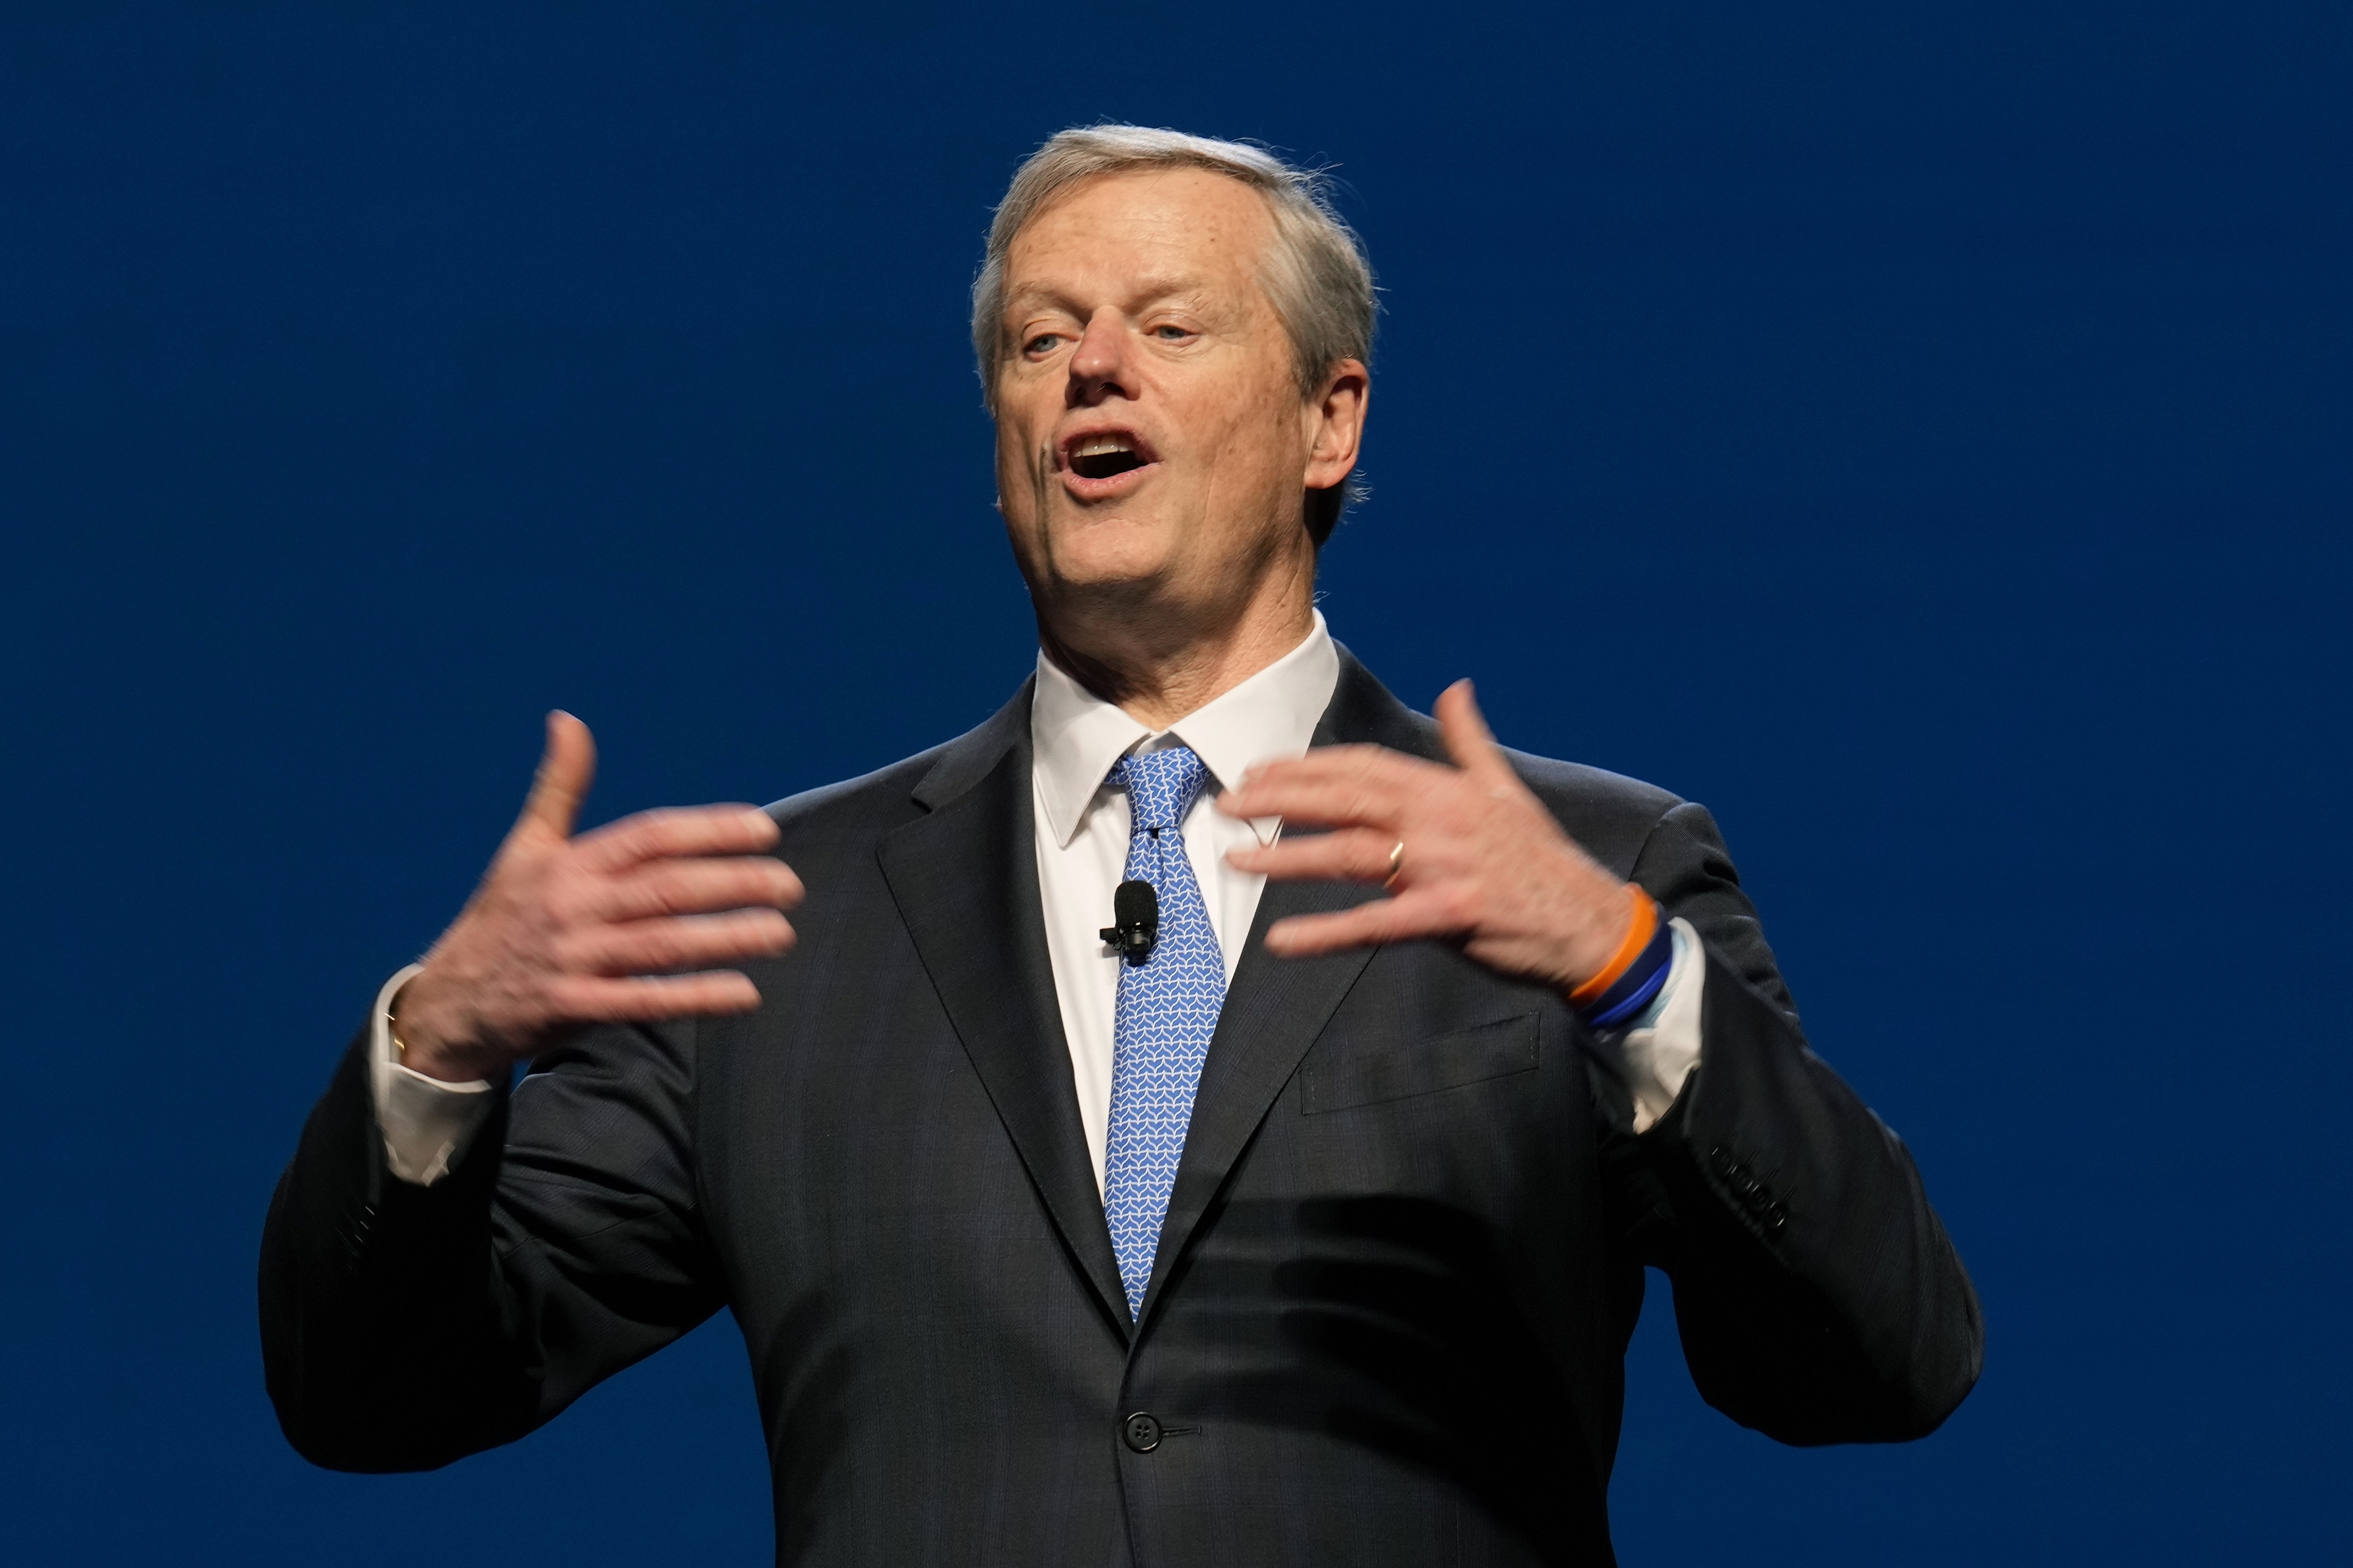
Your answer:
[1001,276,1212,316]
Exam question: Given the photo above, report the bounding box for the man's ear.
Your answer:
[1303,358,1369,492]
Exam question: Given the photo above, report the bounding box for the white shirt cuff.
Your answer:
[368,964,497,1186]
[1594,917,1704,1134]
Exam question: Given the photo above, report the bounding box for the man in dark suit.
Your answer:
[262,126,1979,1566]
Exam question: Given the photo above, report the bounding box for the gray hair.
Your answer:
[971,125,1376,544]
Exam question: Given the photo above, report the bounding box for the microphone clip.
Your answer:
[1099,878,1160,964]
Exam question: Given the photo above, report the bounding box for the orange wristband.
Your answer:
[1568,885,1660,1006]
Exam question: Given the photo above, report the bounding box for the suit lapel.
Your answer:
[876,686,1132,1337]
[1139,650,1443,1325]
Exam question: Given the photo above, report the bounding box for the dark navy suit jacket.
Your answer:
[261,651,1981,1566]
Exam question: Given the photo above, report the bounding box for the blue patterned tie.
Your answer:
[1102,745,1228,1320]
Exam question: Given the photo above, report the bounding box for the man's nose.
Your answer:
[1066,308,1131,404]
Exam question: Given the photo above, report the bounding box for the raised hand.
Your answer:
[1218,680,1635,991]
[389,711,804,1083]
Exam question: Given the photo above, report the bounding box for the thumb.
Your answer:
[514,710,595,842]
[1435,679,1515,783]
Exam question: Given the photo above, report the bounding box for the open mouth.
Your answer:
[1065,432,1151,481]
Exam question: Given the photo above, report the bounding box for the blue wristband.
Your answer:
[1579,916,1675,1029]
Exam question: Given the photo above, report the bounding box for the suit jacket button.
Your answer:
[1122,1412,1163,1453]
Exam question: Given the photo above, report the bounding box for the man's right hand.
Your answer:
[389,710,804,1083]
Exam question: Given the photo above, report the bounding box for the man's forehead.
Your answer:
[1001,169,1273,297]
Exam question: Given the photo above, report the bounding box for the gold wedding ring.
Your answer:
[1385,839,1406,890]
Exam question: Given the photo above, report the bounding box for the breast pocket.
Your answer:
[1299,1013,1541,1115]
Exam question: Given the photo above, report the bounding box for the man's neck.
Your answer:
[1038,582,1316,732]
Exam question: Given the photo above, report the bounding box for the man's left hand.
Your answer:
[1218,680,1636,991]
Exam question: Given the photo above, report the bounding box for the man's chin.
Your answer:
[1038,512,1184,591]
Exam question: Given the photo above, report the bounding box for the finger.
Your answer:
[1227,828,1403,885]
[548,970,768,1021]
[574,805,781,874]
[516,710,596,841]
[563,909,797,976]
[1261,890,1472,958]
[1435,679,1518,786]
[1218,746,1424,828]
[589,857,805,922]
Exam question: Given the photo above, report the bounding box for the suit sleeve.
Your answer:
[1608,801,1983,1444]
[258,1012,724,1472]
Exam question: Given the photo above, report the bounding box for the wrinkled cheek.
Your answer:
[992,438,1058,573]
[1027,442,1055,523]
[1197,407,1289,523]
[991,433,1038,511]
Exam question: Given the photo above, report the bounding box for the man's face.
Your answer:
[991,168,1358,628]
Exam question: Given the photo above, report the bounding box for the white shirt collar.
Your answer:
[1030,610,1341,850]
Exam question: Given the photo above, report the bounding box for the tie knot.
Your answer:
[1109,745,1209,833]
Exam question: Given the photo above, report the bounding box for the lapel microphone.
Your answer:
[1099,878,1159,963]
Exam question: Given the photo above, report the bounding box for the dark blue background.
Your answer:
[2,4,2345,1562]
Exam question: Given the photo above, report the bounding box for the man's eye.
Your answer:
[1024,333,1065,355]
[1152,325,1192,341]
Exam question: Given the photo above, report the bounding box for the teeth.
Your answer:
[1068,432,1148,481]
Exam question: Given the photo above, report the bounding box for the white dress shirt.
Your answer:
[371,612,1704,1186]
[1030,613,1338,1189]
